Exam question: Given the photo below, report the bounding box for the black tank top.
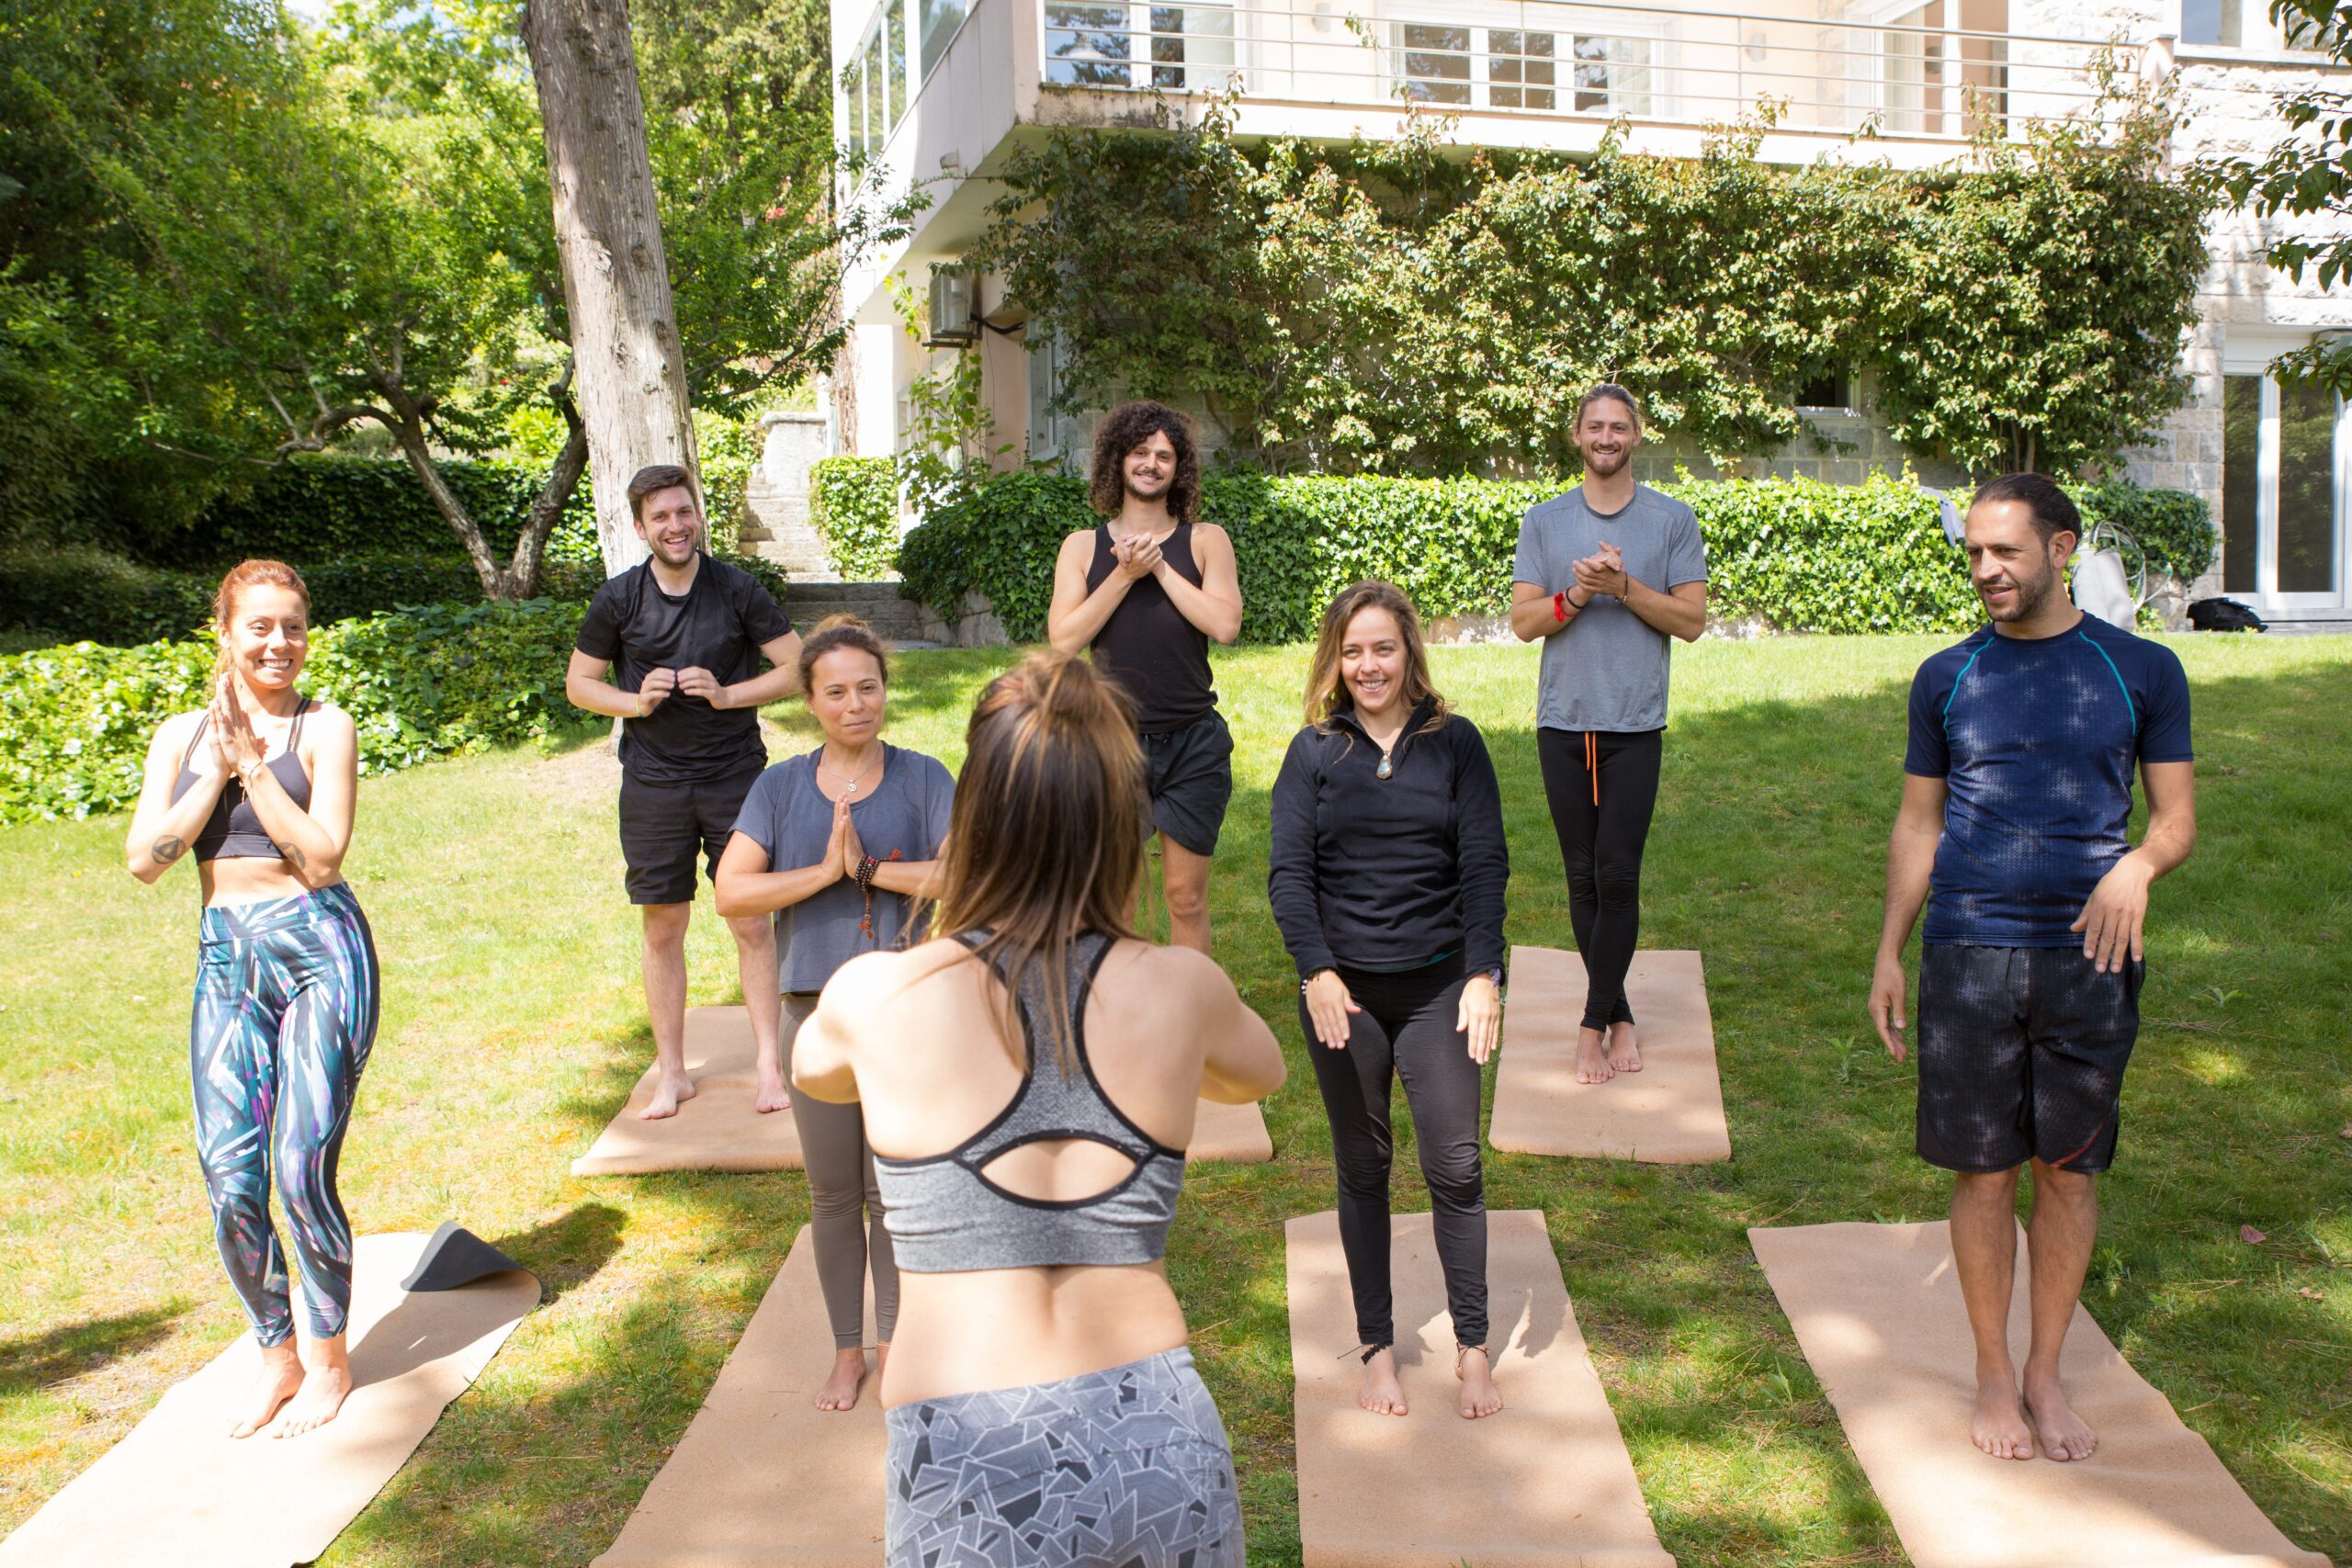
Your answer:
[1083,523,1217,733]
[168,700,314,861]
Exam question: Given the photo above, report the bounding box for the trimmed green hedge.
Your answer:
[900,470,1997,642]
[2,547,793,649]
[0,599,594,825]
[809,457,900,580]
[161,455,598,568]
[2070,479,2217,587]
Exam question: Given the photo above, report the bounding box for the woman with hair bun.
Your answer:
[715,615,954,1412]
[124,558,376,1440]
[791,649,1285,1566]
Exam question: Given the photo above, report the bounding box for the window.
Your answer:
[1151,4,1236,92]
[886,0,908,123]
[1026,328,1063,462]
[919,0,971,78]
[1488,29,1555,110]
[1798,371,1853,411]
[1046,2,1132,85]
[2181,0,2242,46]
[1395,22,1473,105]
[2220,362,2346,602]
[865,29,888,142]
[842,57,868,152]
[1879,3,1942,135]
[1572,33,1653,114]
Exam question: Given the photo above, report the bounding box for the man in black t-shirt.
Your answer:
[566,464,803,1120]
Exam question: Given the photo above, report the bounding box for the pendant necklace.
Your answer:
[820,746,881,796]
[1372,730,1401,781]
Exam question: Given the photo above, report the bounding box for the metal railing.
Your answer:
[1037,0,2124,141]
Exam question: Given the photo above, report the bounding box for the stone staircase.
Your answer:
[779,580,934,646]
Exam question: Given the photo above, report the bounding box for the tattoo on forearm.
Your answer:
[277,841,308,871]
[151,835,186,867]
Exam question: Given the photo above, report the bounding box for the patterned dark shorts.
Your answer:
[885,1348,1244,1567]
[1917,944,2143,1175]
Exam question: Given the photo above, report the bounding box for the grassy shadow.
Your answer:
[0,1304,190,1400]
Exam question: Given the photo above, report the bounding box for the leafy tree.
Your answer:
[2204,0,2352,392]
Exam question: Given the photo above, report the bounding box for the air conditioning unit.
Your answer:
[926,267,978,347]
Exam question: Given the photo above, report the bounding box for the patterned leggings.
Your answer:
[189,884,380,1347]
[885,1348,1244,1567]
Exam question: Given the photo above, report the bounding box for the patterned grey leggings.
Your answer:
[885,1348,1244,1567]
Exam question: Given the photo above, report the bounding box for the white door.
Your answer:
[2220,336,2349,612]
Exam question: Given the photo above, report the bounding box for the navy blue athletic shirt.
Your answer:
[1904,613,2193,948]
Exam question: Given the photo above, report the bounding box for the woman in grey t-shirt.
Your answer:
[716,615,954,1413]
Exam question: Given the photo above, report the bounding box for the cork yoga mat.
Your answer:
[1489,947,1731,1165]
[1285,1209,1676,1568]
[590,1227,886,1568]
[572,1006,806,1176]
[1749,1221,2331,1568]
[573,1006,1273,1175]
[0,1232,537,1568]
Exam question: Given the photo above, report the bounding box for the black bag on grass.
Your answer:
[2188,597,2266,633]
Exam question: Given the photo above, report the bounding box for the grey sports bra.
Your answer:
[875,931,1187,1273]
[168,700,312,862]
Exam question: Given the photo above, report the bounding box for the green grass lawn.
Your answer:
[3,633,2348,1566]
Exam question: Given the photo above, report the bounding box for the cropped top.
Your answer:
[168,700,313,862]
[875,931,1188,1273]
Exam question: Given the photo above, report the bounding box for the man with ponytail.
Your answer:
[1046,400,1243,954]
[566,464,804,1120]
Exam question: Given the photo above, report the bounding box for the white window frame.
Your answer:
[1385,16,1668,117]
[1855,0,1963,137]
[1042,1,1238,93]
[2221,331,2349,611]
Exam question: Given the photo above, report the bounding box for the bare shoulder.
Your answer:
[303,700,358,739]
[1189,521,1233,552]
[823,941,967,1021]
[154,707,207,750]
[1109,942,1236,1016]
[1058,527,1101,558]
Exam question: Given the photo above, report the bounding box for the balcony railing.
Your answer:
[1037,0,2122,141]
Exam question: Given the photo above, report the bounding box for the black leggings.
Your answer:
[1301,954,1487,1350]
[1537,728,1665,1032]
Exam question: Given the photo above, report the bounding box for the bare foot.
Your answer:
[1575,1027,1614,1084]
[1971,1371,2035,1461]
[816,1347,867,1411]
[1456,1345,1502,1419]
[1358,1347,1408,1416]
[2023,1372,2098,1462]
[271,1358,353,1438]
[227,1346,303,1438]
[640,1073,697,1121]
[754,1069,791,1114]
[1608,1021,1643,1074]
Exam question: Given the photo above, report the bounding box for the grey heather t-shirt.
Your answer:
[1511,484,1709,733]
[730,742,956,993]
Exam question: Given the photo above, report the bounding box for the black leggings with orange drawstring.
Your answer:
[1536,728,1664,1032]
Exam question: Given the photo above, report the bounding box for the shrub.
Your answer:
[809,457,900,580]
[164,455,596,567]
[900,470,1990,641]
[2070,479,2219,587]
[0,599,593,825]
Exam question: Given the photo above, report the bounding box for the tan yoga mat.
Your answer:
[591,1226,886,1567]
[0,1232,537,1568]
[572,1006,807,1175]
[1489,947,1731,1165]
[1285,1208,1675,1567]
[573,1007,1272,1174]
[1749,1220,2331,1568]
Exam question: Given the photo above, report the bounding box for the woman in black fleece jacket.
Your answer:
[1267,581,1509,1423]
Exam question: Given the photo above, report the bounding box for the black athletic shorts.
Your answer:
[1916,944,2143,1175]
[1139,710,1234,858]
[617,764,763,906]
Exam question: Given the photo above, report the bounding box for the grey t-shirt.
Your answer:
[1511,483,1709,733]
[730,742,956,993]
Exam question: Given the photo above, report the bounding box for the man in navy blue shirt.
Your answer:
[1870,473,2197,1466]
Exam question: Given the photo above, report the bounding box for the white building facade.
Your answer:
[829,0,2352,626]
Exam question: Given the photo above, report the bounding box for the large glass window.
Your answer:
[886,0,908,127]
[919,0,971,78]
[842,57,868,152]
[1046,2,1132,85]
[2181,0,2244,46]
[2279,376,2340,593]
[1151,4,1236,92]
[1572,34,1653,114]
[865,29,888,141]
[1488,28,1556,110]
[2222,374,2260,592]
[1395,23,1473,105]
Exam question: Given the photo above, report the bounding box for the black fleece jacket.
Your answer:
[1266,698,1510,981]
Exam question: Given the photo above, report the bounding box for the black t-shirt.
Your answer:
[575,552,794,785]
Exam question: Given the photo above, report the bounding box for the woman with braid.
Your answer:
[716,615,955,1414]
[124,559,377,1440]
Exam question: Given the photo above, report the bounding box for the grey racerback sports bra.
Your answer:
[875,931,1188,1273]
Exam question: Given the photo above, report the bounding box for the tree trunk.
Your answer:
[522,0,696,579]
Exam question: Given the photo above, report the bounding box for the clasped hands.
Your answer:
[822,792,870,883]
[1571,540,1630,603]
[1111,530,1166,583]
[192,675,268,785]
[634,665,732,716]
[1304,968,1503,1065]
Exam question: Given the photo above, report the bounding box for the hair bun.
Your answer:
[812,612,872,635]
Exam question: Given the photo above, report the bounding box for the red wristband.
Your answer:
[1553,591,1568,624]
